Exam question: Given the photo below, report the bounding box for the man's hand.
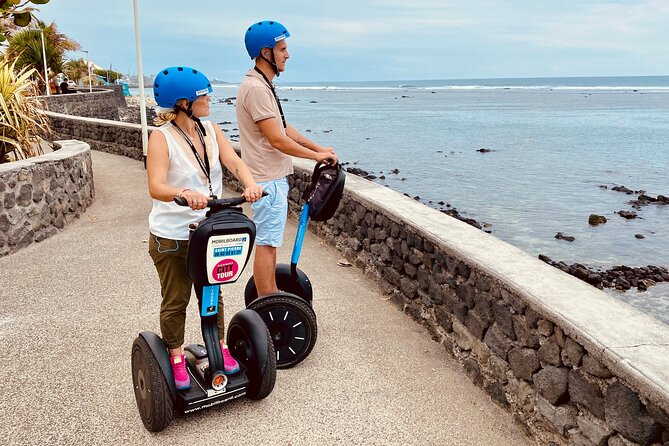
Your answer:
[314,151,338,165]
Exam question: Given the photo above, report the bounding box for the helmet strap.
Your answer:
[260,48,280,77]
[175,102,207,136]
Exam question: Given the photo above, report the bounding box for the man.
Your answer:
[236,20,337,297]
[60,77,72,94]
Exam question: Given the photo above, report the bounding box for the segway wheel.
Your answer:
[247,293,317,369]
[244,264,313,307]
[131,336,174,432]
[227,309,276,400]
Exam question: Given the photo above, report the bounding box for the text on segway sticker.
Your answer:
[213,245,243,257]
[212,259,239,282]
[211,236,247,245]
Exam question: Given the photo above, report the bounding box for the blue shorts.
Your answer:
[252,177,289,247]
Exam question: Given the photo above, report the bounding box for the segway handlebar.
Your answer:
[173,192,267,208]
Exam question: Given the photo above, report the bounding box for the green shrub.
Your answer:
[0,56,50,163]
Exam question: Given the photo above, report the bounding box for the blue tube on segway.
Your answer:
[291,203,310,268]
[201,284,220,317]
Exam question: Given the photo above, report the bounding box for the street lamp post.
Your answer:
[82,49,92,93]
[132,0,149,165]
[38,30,49,96]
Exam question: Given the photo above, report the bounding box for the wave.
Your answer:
[274,84,669,92]
[276,86,403,91]
[425,85,669,91]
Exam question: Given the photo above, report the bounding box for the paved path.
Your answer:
[0,150,533,445]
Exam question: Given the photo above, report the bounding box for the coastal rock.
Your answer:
[539,255,667,292]
[589,214,607,225]
[555,232,575,242]
[629,193,669,208]
[612,185,635,194]
[346,167,369,177]
[618,210,638,219]
[440,209,483,230]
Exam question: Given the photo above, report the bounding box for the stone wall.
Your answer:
[224,152,669,446]
[45,111,154,161]
[0,141,95,257]
[40,87,125,120]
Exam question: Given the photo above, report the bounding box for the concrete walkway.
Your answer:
[0,150,533,446]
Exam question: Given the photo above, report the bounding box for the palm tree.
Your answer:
[63,58,88,82]
[5,21,79,81]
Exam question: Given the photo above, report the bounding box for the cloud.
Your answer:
[491,0,669,53]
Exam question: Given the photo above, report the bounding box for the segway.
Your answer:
[132,195,276,432]
[245,161,346,369]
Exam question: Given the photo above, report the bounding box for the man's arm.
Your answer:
[285,124,334,154]
[258,117,337,163]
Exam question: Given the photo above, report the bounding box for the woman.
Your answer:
[146,66,263,390]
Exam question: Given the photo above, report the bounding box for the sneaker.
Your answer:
[221,343,240,375]
[170,354,191,390]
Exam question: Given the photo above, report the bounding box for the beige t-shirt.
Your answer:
[236,69,293,182]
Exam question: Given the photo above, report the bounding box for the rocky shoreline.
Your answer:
[340,166,668,293]
[538,255,669,292]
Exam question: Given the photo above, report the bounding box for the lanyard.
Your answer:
[254,67,287,129]
[172,122,214,197]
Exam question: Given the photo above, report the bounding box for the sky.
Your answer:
[31,0,669,83]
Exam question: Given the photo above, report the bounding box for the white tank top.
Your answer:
[148,120,224,240]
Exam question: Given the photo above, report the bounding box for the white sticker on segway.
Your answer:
[206,234,250,284]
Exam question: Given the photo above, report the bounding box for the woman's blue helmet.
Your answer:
[153,66,213,108]
[244,20,290,59]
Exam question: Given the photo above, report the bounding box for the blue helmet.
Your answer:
[153,66,213,108]
[244,20,290,59]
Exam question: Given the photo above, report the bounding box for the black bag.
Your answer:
[301,161,346,222]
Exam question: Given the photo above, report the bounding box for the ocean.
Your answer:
[138,76,669,322]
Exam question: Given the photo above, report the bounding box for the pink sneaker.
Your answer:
[221,343,240,375]
[170,354,191,390]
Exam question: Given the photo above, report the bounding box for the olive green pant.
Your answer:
[148,233,225,349]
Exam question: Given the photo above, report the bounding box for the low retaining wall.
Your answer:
[225,153,669,446]
[28,116,667,444]
[40,87,124,120]
[0,141,95,257]
[45,111,154,161]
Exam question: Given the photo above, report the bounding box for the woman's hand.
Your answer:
[243,184,264,203]
[181,189,210,210]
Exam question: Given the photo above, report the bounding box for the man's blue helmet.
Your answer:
[153,66,213,108]
[244,20,290,59]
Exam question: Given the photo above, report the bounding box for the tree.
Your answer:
[1,0,51,43]
[5,20,79,80]
[63,57,86,82]
[94,67,124,83]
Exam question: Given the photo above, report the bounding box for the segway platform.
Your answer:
[178,346,249,414]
